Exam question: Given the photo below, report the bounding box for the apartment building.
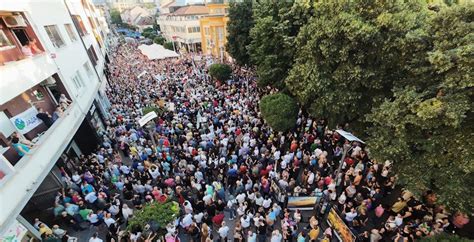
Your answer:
[157,3,208,52]
[199,0,229,60]
[0,0,111,239]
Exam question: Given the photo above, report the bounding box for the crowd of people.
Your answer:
[34,42,469,242]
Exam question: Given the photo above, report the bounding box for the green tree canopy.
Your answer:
[153,36,166,45]
[248,0,313,89]
[163,42,174,51]
[226,0,254,66]
[127,201,180,236]
[419,233,473,242]
[110,9,123,25]
[209,63,232,81]
[367,4,474,213]
[286,0,431,127]
[260,93,298,132]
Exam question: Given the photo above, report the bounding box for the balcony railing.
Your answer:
[0,103,85,233]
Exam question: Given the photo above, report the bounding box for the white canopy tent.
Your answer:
[137,44,179,60]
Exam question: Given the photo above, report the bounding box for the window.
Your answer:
[65,24,78,42]
[0,30,14,48]
[44,25,65,48]
[217,27,224,41]
[187,27,200,33]
[72,71,85,90]
[204,27,210,35]
[87,46,98,66]
[83,62,94,77]
[72,15,87,36]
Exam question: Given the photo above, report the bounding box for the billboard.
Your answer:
[327,207,356,242]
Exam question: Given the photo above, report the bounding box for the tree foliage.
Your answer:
[286,0,430,126]
[127,201,180,236]
[110,9,123,25]
[153,36,166,45]
[226,0,254,66]
[260,93,298,132]
[163,42,174,51]
[367,4,474,213]
[209,63,232,81]
[248,0,313,89]
[419,233,473,242]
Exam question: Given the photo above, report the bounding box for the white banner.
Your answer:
[138,111,157,127]
[9,107,42,134]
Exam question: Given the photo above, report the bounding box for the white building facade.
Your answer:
[0,0,112,238]
[157,5,208,52]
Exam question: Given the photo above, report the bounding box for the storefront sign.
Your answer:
[9,107,41,134]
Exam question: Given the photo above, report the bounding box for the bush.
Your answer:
[153,36,166,45]
[260,93,298,132]
[127,201,180,236]
[209,63,232,81]
[142,106,164,116]
[418,233,472,242]
[164,42,174,50]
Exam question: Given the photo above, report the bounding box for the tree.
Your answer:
[226,0,254,66]
[110,9,123,25]
[248,0,313,89]
[209,63,232,81]
[127,200,180,236]
[153,36,166,45]
[419,233,472,242]
[163,42,174,50]
[260,93,298,132]
[286,0,431,127]
[367,4,474,213]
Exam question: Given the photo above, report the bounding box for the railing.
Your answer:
[0,103,84,234]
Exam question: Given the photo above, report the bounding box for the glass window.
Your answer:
[217,27,224,41]
[64,24,78,42]
[83,62,93,77]
[0,30,14,48]
[44,25,65,48]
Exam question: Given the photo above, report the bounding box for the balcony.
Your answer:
[0,103,85,233]
[0,53,58,105]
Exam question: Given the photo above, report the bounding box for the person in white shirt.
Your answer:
[262,197,272,209]
[104,213,116,227]
[255,194,264,207]
[194,212,204,223]
[218,221,229,240]
[236,193,246,204]
[181,213,193,228]
[122,204,134,222]
[89,233,103,242]
[344,208,358,223]
[271,230,283,242]
[241,214,252,229]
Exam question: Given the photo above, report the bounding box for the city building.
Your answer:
[0,0,111,239]
[157,3,208,52]
[121,5,155,31]
[199,0,229,61]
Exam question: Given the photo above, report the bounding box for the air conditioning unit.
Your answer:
[2,15,28,28]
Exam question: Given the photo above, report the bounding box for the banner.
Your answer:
[327,207,356,242]
[9,107,42,134]
[287,196,317,210]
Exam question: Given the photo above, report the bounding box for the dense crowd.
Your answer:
[34,42,470,242]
